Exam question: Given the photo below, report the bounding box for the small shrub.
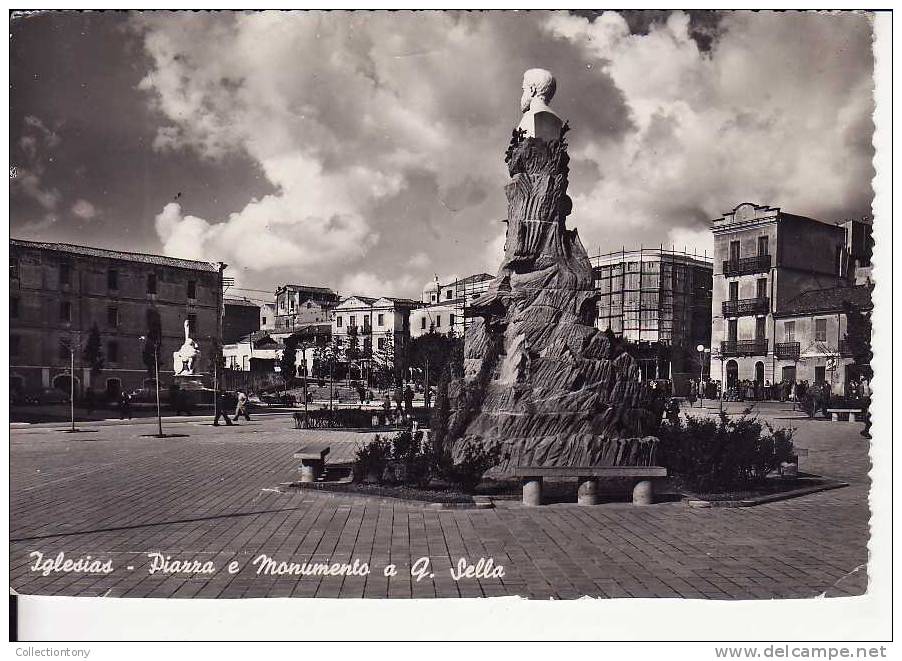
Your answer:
[388,430,432,487]
[658,413,794,493]
[353,435,392,484]
[435,440,508,494]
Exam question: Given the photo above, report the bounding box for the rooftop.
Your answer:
[224,297,260,308]
[776,284,873,317]
[276,283,337,297]
[10,238,224,273]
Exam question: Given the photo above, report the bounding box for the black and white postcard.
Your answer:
[7,7,892,649]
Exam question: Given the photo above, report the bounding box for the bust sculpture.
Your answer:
[517,68,563,142]
[173,319,199,375]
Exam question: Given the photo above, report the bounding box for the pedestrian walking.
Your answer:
[233,389,250,422]
[403,384,414,413]
[118,391,131,420]
[213,391,234,426]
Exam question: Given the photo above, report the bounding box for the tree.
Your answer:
[142,309,162,376]
[373,333,396,389]
[280,335,298,386]
[346,325,361,381]
[408,329,463,387]
[208,337,225,373]
[82,323,105,375]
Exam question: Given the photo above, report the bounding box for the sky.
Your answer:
[10,10,876,301]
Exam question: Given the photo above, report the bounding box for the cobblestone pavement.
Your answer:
[10,411,870,599]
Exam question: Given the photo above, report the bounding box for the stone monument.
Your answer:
[438,69,665,472]
[173,319,200,376]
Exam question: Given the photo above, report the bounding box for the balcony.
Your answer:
[722,297,770,316]
[722,254,772,276]
[774,341,800,360]
[721,339,768,357]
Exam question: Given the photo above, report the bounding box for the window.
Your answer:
[449,313,455,327]
[431,294,436,303]
[349,315,356,328]
[107,341,119,363]
[107,269,118,290]
[378,314,384,326]
[815,366,826,383]
[784,321,795,342]
[756,278,767,299]
[727,319,737,342]
[755,317,766,340]
[729,241,740,262]
[60,301,72,322]
[187,280,196,299]
[336,315,343,328]
[107,306,119,327]
[377,337,386,350]
[435,315,441,327]
[188,314,197,335]
[757,236,769,256]
[728,281,738,301]
[420,316,426,330]
[146,273,157,294]
[261,316,267,326]
[815,318,827,342]
[10,297,18,319]
[446,290,453,300]
[10,258,19,280]
[59,262,71,286]
[10,335,20,357]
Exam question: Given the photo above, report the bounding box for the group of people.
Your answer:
[212,390,250,426]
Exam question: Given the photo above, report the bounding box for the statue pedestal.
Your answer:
[518,109,563,142]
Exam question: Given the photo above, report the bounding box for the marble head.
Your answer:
[520,68,557,113]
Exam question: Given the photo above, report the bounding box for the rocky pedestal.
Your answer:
[438,100,665,473]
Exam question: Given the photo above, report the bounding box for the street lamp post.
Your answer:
[696,344,710,407]
[141,335,164,437]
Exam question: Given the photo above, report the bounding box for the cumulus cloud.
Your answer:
[12,115,63,235]
[545,11,875,250]
[131,11,874,296]
[71,199,98,220]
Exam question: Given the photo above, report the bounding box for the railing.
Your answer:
[722,254,772,276]
[774,341,800,360]
[721,339,768,356]
[722,297,769,316]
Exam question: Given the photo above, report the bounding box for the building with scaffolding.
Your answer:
[591,247,713,384]
[411,273,494,338]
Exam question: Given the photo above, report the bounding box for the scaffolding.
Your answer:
[591,246,713,378]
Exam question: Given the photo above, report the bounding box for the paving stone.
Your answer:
[10,412,870,599]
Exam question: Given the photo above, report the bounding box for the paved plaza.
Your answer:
[10,408,870,600]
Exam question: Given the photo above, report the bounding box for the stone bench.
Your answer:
[826,408,861,422]
[293,445,330,483]
[512,466,668,506]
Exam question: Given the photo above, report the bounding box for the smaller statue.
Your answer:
[517,68,563,142]
[173,319,199,375]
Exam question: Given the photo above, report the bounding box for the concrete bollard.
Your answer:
[299,464,316,483]
[522,477,543,506]
[632,479,654,505]
[577,477,599,506]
